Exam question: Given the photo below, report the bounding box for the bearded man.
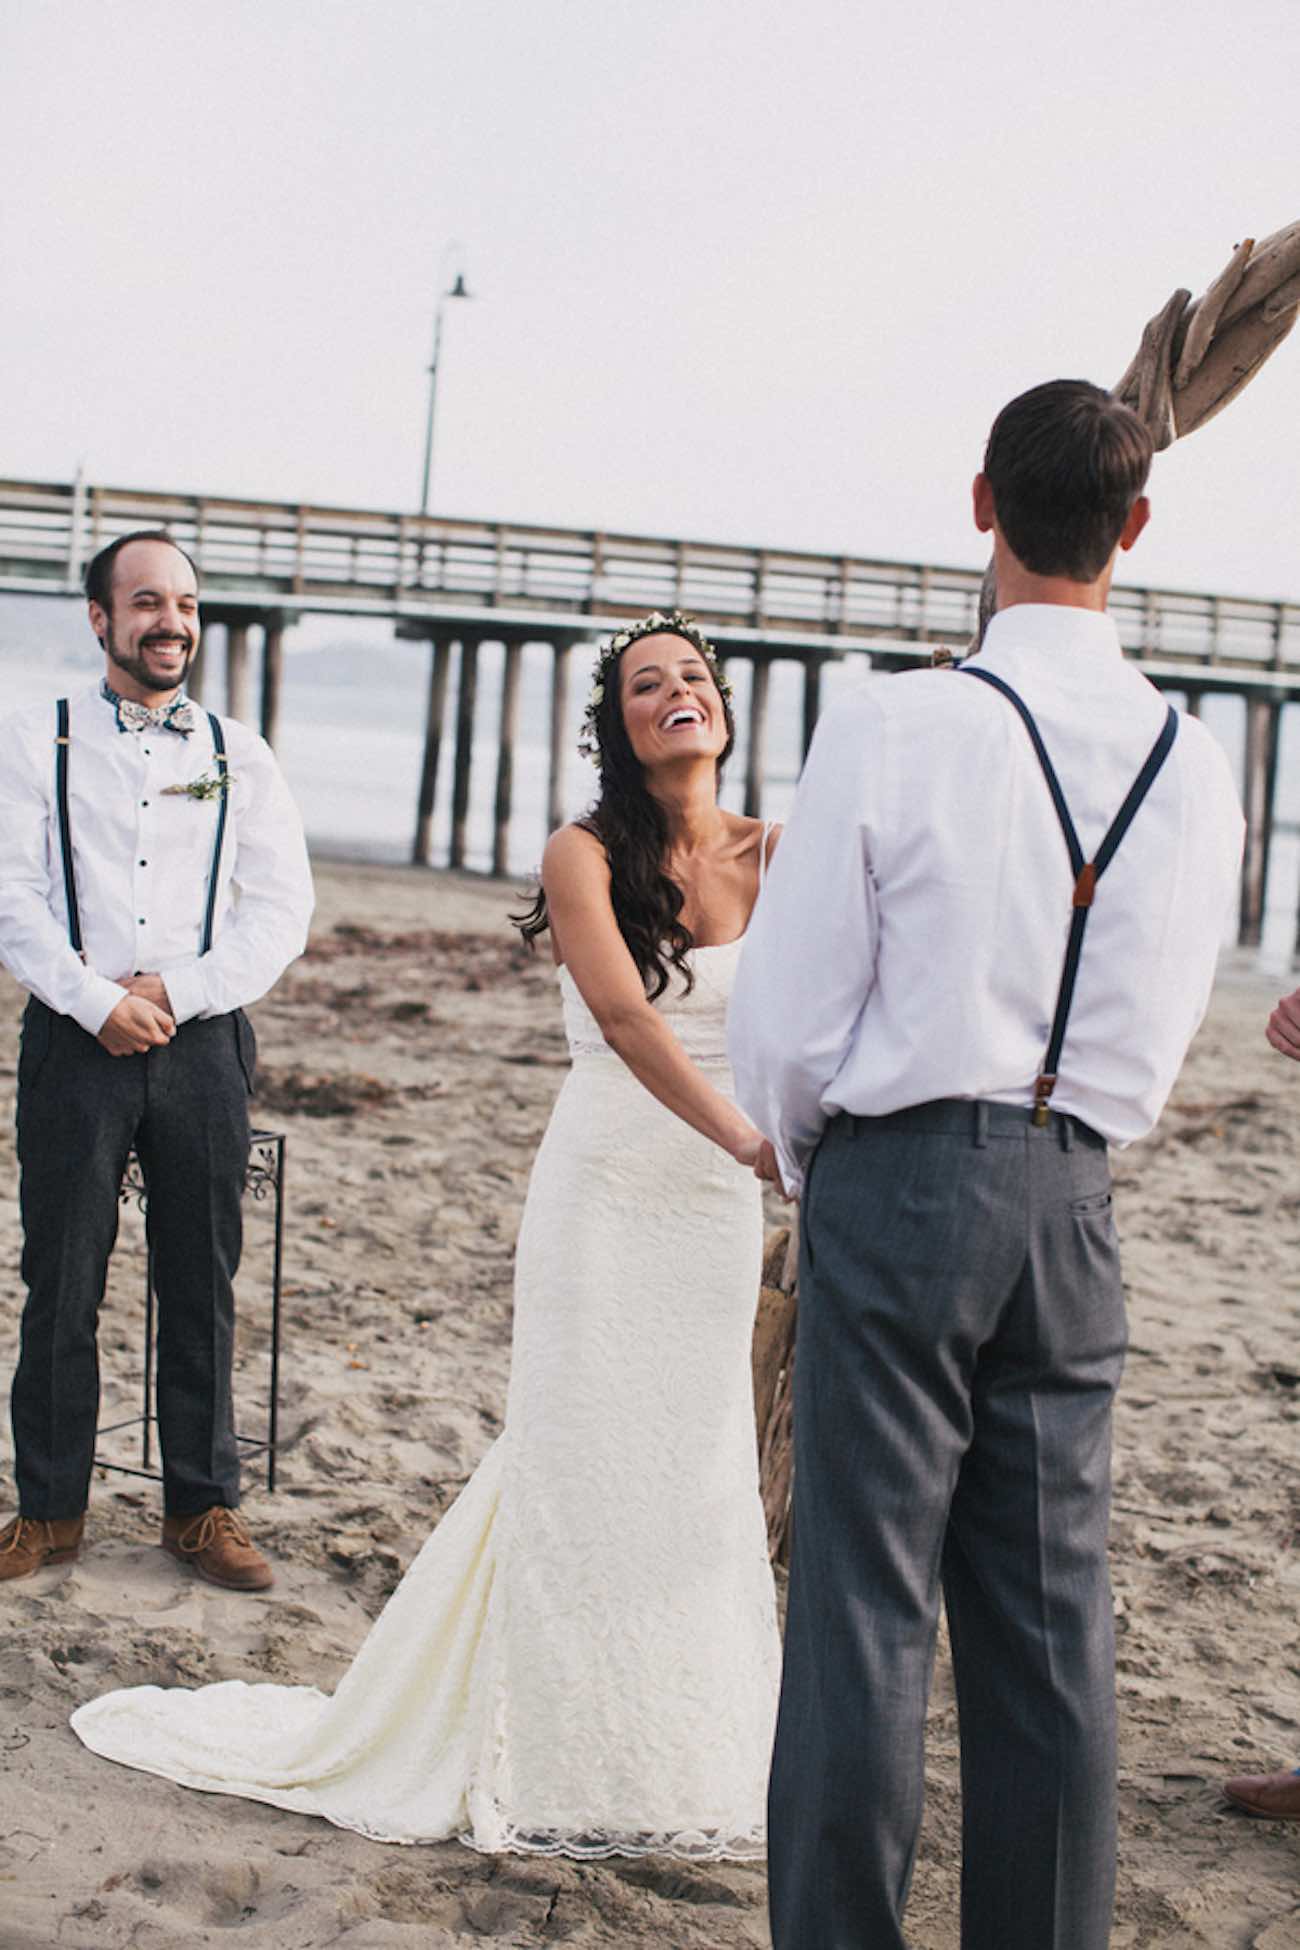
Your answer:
[0,530,312,1590]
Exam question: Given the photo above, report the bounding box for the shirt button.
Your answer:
[141,799,150,808]
[138,917,145,925]
[139,858,147,866]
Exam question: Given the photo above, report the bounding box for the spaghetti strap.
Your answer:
[758,820,774,889]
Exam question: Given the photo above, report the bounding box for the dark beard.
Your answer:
[102,625,196,695]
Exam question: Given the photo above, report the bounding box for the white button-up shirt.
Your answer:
[729,604,1245,1193]
[0,682,314,1034]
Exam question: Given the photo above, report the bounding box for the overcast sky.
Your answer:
[3,0,1298,602]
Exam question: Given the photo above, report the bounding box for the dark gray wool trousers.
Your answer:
[11,998,255,1519]
[768,1100,1126,1950]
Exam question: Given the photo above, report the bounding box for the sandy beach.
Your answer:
[1,857,1298,1949]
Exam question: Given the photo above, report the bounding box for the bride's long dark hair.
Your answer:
[514,624,736,1000]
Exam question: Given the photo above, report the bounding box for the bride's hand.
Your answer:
[753,1138,792,1200]
[730,1125,766,1171]
[730,1129,793,1200]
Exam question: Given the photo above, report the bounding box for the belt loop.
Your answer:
[1059,1113,1074,1152]
[973,1102,989,1149]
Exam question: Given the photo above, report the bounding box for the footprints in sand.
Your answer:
[95,1855,296,1937]
[354,1853,768,1946]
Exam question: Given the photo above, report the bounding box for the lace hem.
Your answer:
[458,1823,766,1863]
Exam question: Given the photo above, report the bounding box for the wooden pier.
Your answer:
[2,474,1298,945]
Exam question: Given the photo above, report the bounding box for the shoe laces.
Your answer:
[0,1516,50,1555]
[176,1508,254,1554]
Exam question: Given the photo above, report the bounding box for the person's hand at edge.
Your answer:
[1266,988,1300,1060]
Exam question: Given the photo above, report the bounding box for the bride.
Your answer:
[71,610,783,1860]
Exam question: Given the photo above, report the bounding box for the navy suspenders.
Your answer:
[54,702,230,960]
[54,698,83,956]
[200,716,230,958]
[961,666,1179,1126]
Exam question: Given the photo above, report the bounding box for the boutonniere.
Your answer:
[161,771,235,801]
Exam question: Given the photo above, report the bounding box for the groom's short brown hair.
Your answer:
[983,380,1152,582]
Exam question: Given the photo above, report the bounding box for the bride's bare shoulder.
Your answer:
[545,819,611,865]
[542,823,609,881]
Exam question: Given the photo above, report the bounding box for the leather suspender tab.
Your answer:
[1032,1074,1056,1127]
[1073,864,1097,908]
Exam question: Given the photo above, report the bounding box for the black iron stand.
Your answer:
[94,1128,287,1492]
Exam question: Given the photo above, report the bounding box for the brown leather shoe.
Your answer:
[161,1507,274,1592]
[1223,1767,1300,1819]
[0,1513,85,1581]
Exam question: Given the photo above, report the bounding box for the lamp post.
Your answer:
[419,265,472,518]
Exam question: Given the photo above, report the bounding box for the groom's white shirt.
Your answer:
[729,604,1244,1195]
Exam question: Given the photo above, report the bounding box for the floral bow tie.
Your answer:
[101,678,196,737]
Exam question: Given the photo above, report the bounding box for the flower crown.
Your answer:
[578,610,733,765]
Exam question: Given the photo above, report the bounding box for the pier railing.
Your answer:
[3,475,1299,677]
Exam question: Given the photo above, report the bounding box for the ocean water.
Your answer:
[1,595,1294,971]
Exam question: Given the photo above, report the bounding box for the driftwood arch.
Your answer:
[974,220,1300,645]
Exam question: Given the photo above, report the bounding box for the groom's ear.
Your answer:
[1117,494,1150,553]
[972,473,997,535]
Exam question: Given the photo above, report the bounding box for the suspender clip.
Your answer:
[1032,1074,1056,1127]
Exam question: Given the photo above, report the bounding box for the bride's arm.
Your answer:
[543,824,763,1167]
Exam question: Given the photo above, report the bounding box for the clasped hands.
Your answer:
[735,1129,791,1200]
[97,974,176,1056]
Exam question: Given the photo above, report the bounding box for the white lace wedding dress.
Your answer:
[71,936,782,1858]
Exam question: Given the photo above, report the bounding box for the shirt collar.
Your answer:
[973,603,1124,662]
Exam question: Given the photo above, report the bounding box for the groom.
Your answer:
[730,380,1244,1949]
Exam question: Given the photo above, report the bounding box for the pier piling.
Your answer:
[450,638,479,870]
[226,622,251,723]
[412,636,450,867]
[1240,693,1282,947]
[744,658,770,820]
[801,658,824,759]
[260,616,285,750]
[494,640,524,879]
[547,644,572,835]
